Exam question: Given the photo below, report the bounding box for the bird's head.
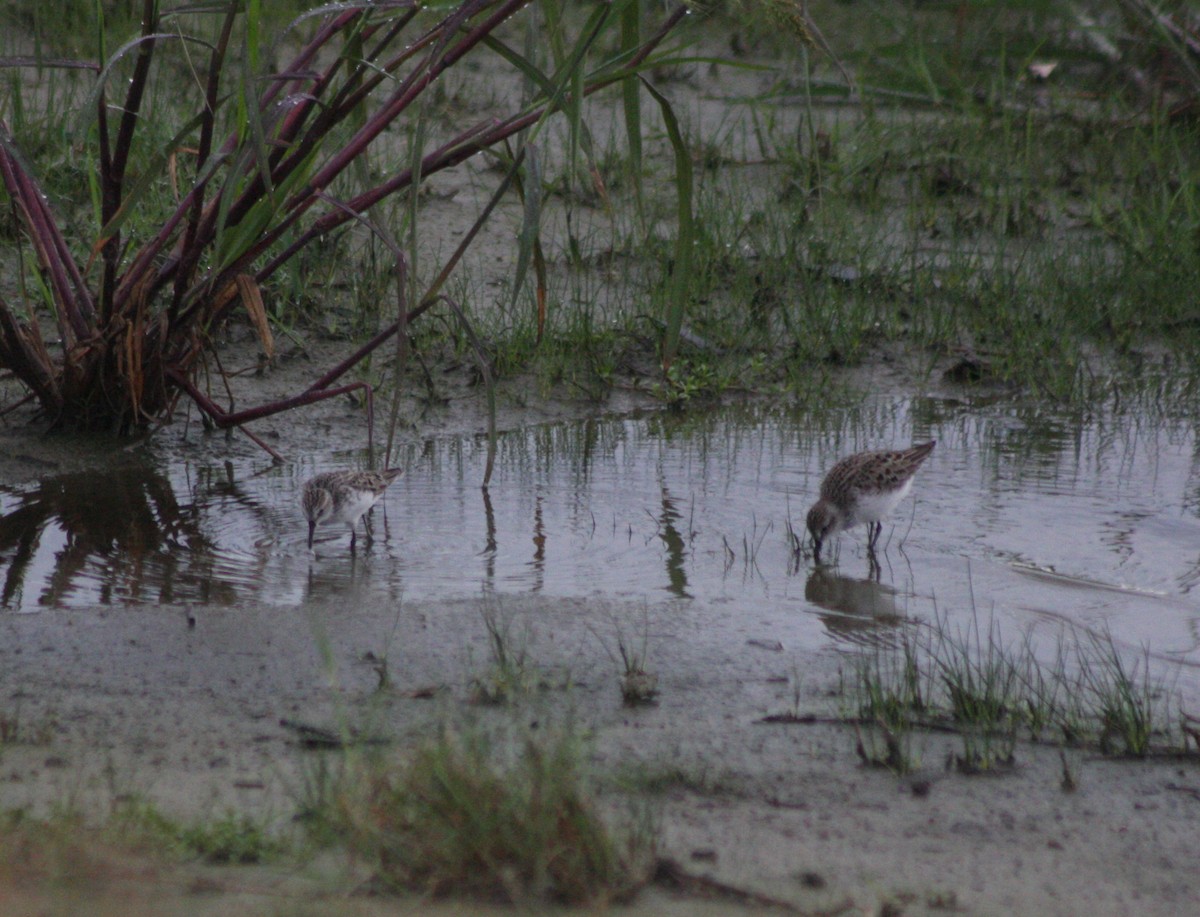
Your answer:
[302,487,334,547]
[806,500,840,562]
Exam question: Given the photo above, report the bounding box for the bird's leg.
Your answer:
[363,509,375,542]
[867,521,882,551]
[349,526,358,554]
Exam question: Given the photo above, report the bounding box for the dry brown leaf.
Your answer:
[235,273,274,360]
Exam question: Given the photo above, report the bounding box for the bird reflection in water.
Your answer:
[804,566,907,646]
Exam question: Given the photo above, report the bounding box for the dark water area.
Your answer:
[2,394,1198,680]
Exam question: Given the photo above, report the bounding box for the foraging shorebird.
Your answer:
[301,468,402,552]
[806,441,935,562]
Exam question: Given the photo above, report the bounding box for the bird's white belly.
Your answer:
[848,477,913,526]
[330,490,379,527]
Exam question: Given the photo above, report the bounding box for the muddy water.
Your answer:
[2,396,1198,680]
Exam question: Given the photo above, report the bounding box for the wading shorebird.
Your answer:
[806,441,935,562]
[302,468,403,553]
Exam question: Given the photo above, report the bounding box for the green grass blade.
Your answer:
[73,32,214,141]
[94,107,215,247]
[243,1,275,203]
[509,143,542,320]
[482,34,555,101]
[620,0,643,209]
[641,78,692,371]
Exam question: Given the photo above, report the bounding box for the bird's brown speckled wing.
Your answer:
[819,441,935,499]
[343,468,403,497]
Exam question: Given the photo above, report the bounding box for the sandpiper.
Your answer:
[302,468,403,552]
[806,440,935,562]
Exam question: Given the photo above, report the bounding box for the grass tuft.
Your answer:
[469,603,545,705]
[848,631,927,773]
[931,613,1021,772]
[842,612,1188,774]
[1080,632,1171,758]
[176,811,283,865]
[336,725,653,904]
[110,798,284,864]
[592,609,660,707]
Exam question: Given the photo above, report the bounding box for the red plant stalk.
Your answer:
[1,1,692,444]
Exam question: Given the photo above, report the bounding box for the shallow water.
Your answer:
[2,395,1198,680]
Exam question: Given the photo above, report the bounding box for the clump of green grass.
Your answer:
[842,613,1189,775]
[0,797,284,887]
[847,631,928,773]
[0,704,56,746]
[110,798,284,865]
[177,811,283,865]
[617,644,659,708]
[106,797,183,854]
[1080,632,1172,758]
[592,611,660,707]
[613,760,728,797]
[337,726,653,904]
[469,603,545,705]
[1015,630,1068,743]
[931,613,1021,772]
[292,749,347,847]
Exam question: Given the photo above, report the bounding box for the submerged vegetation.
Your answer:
[0,1,1198,450]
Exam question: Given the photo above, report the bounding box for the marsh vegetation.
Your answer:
[3,1,1200,911]
[1,1,1199,446]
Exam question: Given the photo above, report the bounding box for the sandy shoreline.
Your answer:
[4,570,1200,916]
